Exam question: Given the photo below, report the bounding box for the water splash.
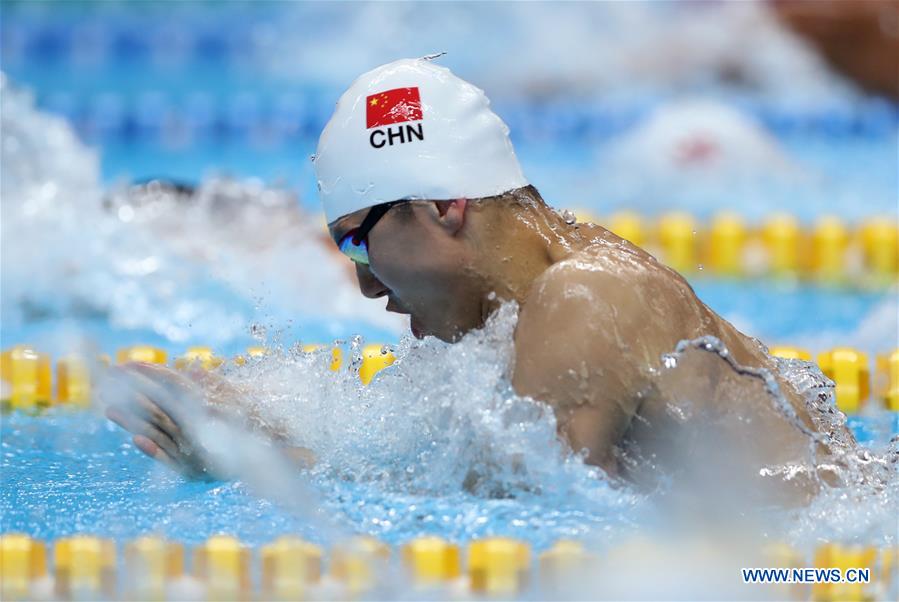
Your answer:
[644,333,898,548]
[190,298,898,546]
[0,74,405,349]
[225,303,626,502]
[3,297,896,568]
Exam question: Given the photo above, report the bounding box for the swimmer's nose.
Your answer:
[355,262,389,299]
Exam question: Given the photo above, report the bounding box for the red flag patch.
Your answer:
[366,87,422,129]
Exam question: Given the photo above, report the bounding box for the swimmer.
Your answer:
[105,58,853,504]
[104,176,357,280]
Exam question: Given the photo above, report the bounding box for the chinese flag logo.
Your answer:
[366,87,423,129]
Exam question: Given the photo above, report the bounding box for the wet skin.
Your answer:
[330,195,838,501]
[106,190,846,503]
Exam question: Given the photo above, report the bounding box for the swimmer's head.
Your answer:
[313,56,528,224]
[314,59,576,341]
[316,57,540,341]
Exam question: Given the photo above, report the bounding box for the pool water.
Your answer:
[1,4,898,598]
[2,317,896,551]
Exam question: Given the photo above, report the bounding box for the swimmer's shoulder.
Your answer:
[535,233,689,302]
[518,243,663,349]
[519,236,709,356]
[512,234,665,463]
[586,233,706,305]
[570,225,695,280]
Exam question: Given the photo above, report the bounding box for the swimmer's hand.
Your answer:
[101,362,316,481]
[100,362,239,481]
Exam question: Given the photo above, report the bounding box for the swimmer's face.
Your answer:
[330,199,481,342]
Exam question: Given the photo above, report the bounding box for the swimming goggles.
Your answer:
[337,200,408,265]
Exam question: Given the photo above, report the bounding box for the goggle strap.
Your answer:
[354,201,402,244]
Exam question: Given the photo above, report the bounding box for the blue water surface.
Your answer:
[2,0,897,555]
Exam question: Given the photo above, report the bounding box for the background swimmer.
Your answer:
[104,177,351,269]
[0,78,407,342]
[105,58,855,506]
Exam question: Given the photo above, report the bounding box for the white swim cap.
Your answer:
[314,57,529,224]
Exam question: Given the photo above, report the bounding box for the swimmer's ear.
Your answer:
[429,198,467,235]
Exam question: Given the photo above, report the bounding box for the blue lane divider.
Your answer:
[21,90,898,147]
[5,16,897,143]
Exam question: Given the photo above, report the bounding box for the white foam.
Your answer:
[0,74,405,345]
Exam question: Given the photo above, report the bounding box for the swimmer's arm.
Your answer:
[176,367,318,473]
[512,263,665,477]
[102,363,315,481]
[189,371,319,472]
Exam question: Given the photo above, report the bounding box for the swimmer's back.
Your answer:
[511,229,714,473]
[566,225,782,370]
[512,224,821,487]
